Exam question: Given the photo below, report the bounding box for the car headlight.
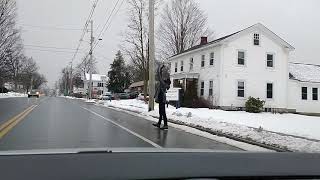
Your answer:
[28,92,30,94]
[36,92,39,95]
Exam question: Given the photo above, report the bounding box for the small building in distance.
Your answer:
[82,73,108,98]
[129,81,144,93]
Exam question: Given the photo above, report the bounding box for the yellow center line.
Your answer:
[0,106,34,131]
[0,105,37,139]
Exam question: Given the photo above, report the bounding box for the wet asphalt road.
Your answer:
[0,97,242,151]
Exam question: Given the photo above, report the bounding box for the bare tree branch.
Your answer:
[157,0,213,61]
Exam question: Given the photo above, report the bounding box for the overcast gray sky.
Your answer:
[16,0,320,87]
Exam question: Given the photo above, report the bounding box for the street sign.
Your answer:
[166,88,180,101]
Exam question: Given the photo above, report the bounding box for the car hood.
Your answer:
[0,147,240,155]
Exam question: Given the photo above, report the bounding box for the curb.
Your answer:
[156,116,291,152]
[104,104,291,152]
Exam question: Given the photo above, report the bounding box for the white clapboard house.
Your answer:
[169,23,319,114]
[82,73,108,98]
[288,63,320,113]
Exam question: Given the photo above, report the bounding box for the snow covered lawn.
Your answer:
[0,92,27,98]
[101,99,320,152]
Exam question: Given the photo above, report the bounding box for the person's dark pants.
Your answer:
[158,102,167,126]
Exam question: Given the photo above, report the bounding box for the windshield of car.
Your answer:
[0,0,320,155]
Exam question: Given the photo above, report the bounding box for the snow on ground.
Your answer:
[0,92,27,98]
[102,99,320,152]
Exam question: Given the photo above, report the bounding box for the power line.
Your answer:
[94,5,111,35]
[19,24,84,31]
[25,48,87,54]
[70,0,99,64]
[79,0,124,66]
[24,44,82,51]
[93,0,124,50]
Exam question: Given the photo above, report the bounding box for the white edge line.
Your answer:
[80,106,162,148]
[101,105,274,152]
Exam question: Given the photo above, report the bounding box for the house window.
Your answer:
[266,83,273,99]
[189,58,193,71]
[313,88,318,100]
[174,62,178,72]
[210,52,214,66]
[254,33,260,45]
[237,81,245,97]
[200,81,204,96]
[97,82,104,87]
[267,54,274,67]
[238,51,245,65]
[201,55,205,67]
[302,87,308,100]
[180,61,184,72]
[209,80,213,96]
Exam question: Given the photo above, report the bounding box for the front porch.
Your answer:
[170,72,199,107]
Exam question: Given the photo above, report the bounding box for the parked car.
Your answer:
[128,92,139,99]
[99,92,112,100]
[137,93,149,101]
[28,89,40,98]
[72,93,83,98]
[118,93,130,99]
[0,87,8,93]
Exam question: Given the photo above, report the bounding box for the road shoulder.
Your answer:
[95,103,273,152]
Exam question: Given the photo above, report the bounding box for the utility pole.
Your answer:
[64,71,68,95]
[88,20,94,99]
[30,74,33,92]
[148,0,155,111]
[69,62,73,95]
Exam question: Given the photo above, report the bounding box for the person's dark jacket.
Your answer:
[155,66,170,104]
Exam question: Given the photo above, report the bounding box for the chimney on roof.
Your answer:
[200,37,208,45]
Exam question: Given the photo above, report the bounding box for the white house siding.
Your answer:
[220,31,289,109]
[196,46,221,105]
[83,74,108,97]
[170,45,222,105]
[288,80,320,113]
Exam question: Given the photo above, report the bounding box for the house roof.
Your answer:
[170,23,294,59]
[289,63,320,83]
[129,81,144,88]
[84,74,107,81]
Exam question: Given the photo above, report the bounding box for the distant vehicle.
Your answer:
[118,93,130,99]
[72,93,83,98]
[28,89,40,98]
[137,93,149,101]
[99,92,112,100]
[128,92,138,99]
[0,87,8,93]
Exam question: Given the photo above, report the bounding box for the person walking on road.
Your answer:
[153,65,171,130]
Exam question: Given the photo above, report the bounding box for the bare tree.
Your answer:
[75,55,98,80]
[59,67,70,95]
[157,0,213,60]
[5,41,25,90]
[32,72,47,89]
[0,0,20,86]
[122,0,150,99]
[18,57,39,91]
[0,0,46,91]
